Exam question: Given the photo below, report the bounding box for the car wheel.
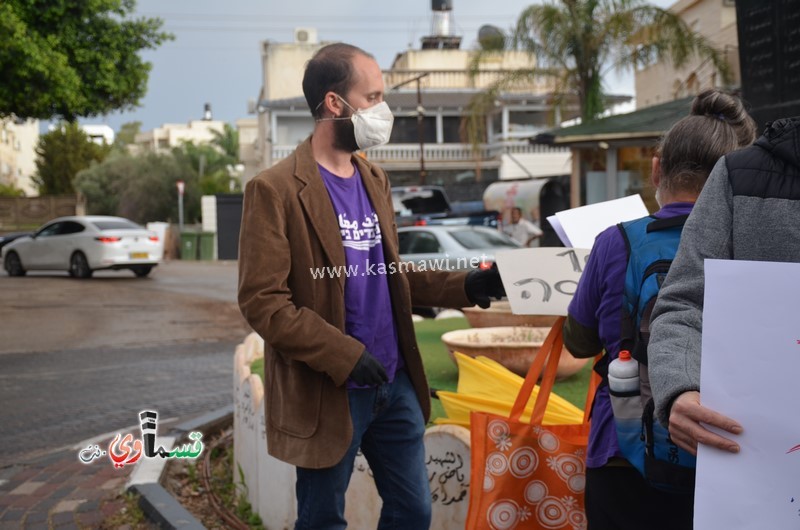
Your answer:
[132,265,153,278]
[4,252,26,277]
[69,252,93,279]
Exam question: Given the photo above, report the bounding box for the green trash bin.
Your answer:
[198,232,216,261]
[180,232,199,260]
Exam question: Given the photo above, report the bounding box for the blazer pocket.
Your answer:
[267,357,323,438]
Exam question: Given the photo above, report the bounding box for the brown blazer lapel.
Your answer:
[294,139,346,289]
[355,157,398,260]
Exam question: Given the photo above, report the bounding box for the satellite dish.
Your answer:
[478,25,505,51]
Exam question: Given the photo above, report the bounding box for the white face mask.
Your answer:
[318,95,394,150]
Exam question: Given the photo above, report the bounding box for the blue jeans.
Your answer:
[294,370,432,530]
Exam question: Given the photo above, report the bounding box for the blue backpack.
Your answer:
[609,214,696,493]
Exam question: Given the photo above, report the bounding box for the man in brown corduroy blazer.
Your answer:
[238,43,504,529]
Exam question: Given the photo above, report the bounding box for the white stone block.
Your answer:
[255,385,298,530]
[232,339,473,530]
[343,450,381,529]
[426,424,471,530]
[233,367,258,506]
[435,309,466,320]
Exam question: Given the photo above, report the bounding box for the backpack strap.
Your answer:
[618,214,688,363]
[646,214,689,233]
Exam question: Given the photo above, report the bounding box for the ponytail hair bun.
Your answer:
[658,89,757,196]
[690,89,757,146]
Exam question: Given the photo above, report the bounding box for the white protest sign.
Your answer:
[547,194,649,249]
[695,259,800,530]
[546,215,572,247]
[495,247,590,315]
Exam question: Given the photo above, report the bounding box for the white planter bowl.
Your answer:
[461,300,559,329]
[441,326,589,379]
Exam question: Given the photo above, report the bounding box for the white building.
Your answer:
[244,3,592,204]
[0,118,39,196]
[635,0,740,109]
[133,104,226,153]
[80,124,115,146]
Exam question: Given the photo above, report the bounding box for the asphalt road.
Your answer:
[0,260,253,468]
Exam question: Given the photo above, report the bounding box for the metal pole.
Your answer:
[416,79,427,185]
[391,73,430,185]
[176,180,185,234]
[178,194,184,233]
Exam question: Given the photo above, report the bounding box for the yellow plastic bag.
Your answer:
[434,351,584,427]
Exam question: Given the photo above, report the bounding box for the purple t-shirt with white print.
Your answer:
[319,163,402,387]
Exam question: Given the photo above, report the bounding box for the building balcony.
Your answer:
[271,141,568,171]
[383,70,557,94]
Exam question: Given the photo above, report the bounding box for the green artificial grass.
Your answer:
[248,316,594,424]
[415,317,593,423]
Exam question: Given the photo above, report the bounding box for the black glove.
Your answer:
[464,262,506,309]
[349,350,389,386]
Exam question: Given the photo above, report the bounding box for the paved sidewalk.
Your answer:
[0,445,132,530]
[0,407,233,529]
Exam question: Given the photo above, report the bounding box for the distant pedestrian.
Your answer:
[502,206,543,247]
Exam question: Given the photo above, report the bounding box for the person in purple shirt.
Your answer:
[238,43,506,530]
[563,89,756,530]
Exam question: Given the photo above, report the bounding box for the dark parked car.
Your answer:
[0,231,33,251]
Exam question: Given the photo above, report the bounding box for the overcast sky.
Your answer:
[76,0,675,133]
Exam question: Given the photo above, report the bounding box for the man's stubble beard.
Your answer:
[332,111,359,153]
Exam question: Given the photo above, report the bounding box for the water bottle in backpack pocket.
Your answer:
[608,350,696,493]
[608,351,648,476]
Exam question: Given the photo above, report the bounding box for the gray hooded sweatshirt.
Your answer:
[648,117,800,426]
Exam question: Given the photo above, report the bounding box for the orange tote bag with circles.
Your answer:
[466,317,600,530]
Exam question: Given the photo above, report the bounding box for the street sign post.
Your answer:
[176,180,185,233]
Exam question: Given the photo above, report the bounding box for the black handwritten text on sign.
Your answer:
[496,247,591,315]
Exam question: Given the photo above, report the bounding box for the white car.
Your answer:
[398,225,521,272]
[2,216,163,278]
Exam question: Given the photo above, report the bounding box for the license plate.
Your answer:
[129,252,148,259]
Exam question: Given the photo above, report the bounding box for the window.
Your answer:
[398,231,413,254]
[392,188,449,215]
[400,231,442,254]
[507,110,547,135]
[450,229,519,250]
[59,221,86,235]
[91,220,141,230]
[35,223,62,238]
[441,117,462,143]
[389,117,436,144]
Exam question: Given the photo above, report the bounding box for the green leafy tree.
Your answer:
[34,123,111,195]
[0,0,172,121]
[465,0,731,143]
[114,121,142,151]
[172,138,242,196]
[211,123,240,160]
[75,151,199,224]
[0,183,25,197]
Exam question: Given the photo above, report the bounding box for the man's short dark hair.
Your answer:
[303,43,374,119]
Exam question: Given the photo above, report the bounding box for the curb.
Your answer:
[127,405,234,529]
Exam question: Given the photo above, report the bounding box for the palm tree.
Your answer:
[210,123,239,160]
[465,0,730,143]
